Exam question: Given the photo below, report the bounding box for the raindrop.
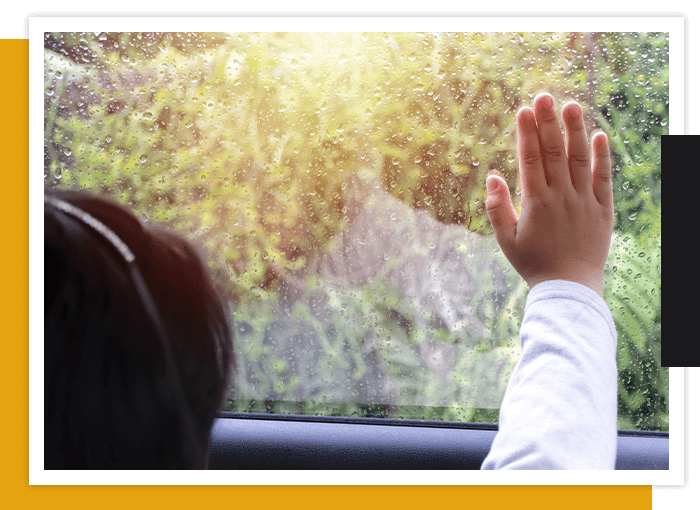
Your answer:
[139,154,148,163]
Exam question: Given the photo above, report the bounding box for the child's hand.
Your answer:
[485,93,614,298]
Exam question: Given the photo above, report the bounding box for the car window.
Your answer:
[44,31,665,431]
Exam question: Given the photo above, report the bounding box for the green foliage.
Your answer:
[605,232,665,430]
[371,32,584,234]
[593,32,665,247]
[223,253,527,422]
[45,32,665,430]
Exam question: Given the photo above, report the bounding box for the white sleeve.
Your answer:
[480,280,618,470]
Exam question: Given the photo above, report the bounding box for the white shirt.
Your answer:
[481,280,618,469]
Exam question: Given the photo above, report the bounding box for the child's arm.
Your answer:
[481,93,618,469]
[481,279,618,469]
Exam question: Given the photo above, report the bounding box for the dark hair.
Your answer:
[44,188,232,469]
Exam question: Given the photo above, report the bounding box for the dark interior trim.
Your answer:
[209,413,669,470]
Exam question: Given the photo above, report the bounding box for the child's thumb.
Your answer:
[485,175,518,244]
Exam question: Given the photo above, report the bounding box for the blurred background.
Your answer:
[44,32,664,430]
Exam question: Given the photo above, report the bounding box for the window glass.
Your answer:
[44,32,665,430]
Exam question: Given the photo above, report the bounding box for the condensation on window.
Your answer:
[44,32,665,430]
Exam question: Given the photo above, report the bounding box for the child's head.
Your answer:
[44,188,232,469]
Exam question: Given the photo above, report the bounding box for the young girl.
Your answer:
[44,189,232,469]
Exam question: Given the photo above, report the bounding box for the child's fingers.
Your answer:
[485,174,518,248]
[562,101,592,191]
[533,93,569,187]
[516,107,547,197]
[591,132,613,210]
